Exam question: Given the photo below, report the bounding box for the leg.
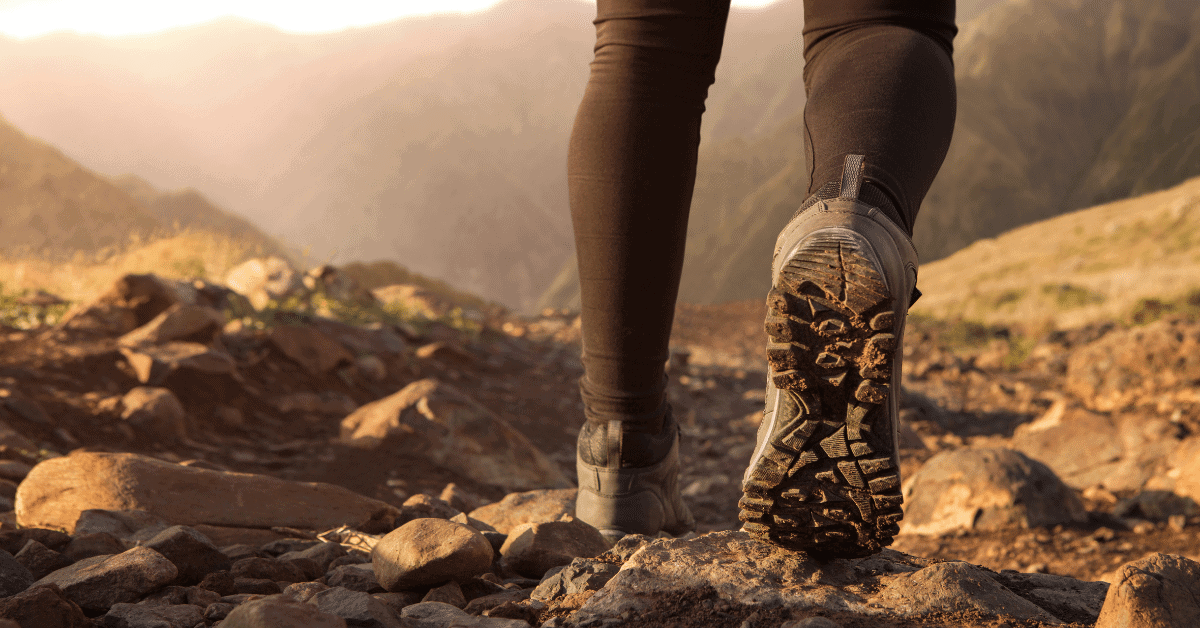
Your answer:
[740,0,956,557]
[570,0,731,538]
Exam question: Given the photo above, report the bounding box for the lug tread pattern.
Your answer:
[740,233,904,558]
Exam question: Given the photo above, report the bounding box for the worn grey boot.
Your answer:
[575,409,694,542]
[739,154,918,558]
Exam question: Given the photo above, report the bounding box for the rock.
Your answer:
[530,558,618,602]
[194,524,288,548]
[422,580,466,608]
[0,420,37,453]
[1010,401,1126,489]
[221,593,348,628]
[356,355,388,381]
[499,517,610,579]
[0,460,31,482]
[469,490,576,534]
[310,318,408,356]
[450,512,496,533]
[119,341,238,387]
[873,561,1059,621]
[398,494,462,524]
[14,539,73,579]
[197,570,237,596]
[440,483,484,513]
[461,576,508,601]
[0,528,71,555]
[204,602,236,623]
[61,532,128,562]
[60,274,181,336]
[372,518,494,591]
[601,534,654,563]
[117,302,225,347]
[0,583,91,628]
[73,509,171,540]
[372,284,452,319]
[327,564,385,593]
[402,601,530,627]
[0,549,33,597]
[1095,553,1200,628]
[900,448,1086,536]
[307,586,407,628]
[340,379,570,491]
[305,265,378,305]
[993,571,1109,624]
[100,602,204,628]
[16,451,400,533]
[279,541,346,574]
[1066,319,1200,412]
[1150,437,1200,508]
[231,556,305,583]
[144,525,232,584]
[225,256,304,310]
[781,619,841,628]
[269,325,354,375]
[463,589,531,616]
[117,387,188,442]
[33,546,178,614]
[283,580,329,603]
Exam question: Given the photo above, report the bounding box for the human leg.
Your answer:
[739,0,956,557]
[569,0,731,538]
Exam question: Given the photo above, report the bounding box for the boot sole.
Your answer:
[739,231,904,558]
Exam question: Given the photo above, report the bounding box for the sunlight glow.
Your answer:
[0,0,784,39]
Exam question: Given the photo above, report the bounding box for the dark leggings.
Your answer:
[570,0,958,431]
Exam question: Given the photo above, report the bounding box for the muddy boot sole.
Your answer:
[739,230,904,558]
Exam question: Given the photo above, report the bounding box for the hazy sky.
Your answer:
[0,0,780,39]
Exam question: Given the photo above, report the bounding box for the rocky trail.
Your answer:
[0,260,1198,627]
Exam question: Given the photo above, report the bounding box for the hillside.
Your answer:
[0,112,160,257]
[911,174,1200,330]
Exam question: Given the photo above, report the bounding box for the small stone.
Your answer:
[307,586,406,628]
[531,558,618,602]
[781,619,842,628]
[100,602,203,628]
[0,549,34,597]
[372,518,494,591]
[0,583,91,628]
[188,586,222,607]
[450,512,497,533]
[461,576,508,601]
[603,534,654,563]
[0,528,71,555]
[464,589,531,616]
[440,483,484,513]
[138,584,190,605]
[61,532,127,562]
[197,570,237,596]
[221,593,347,628]
[326,563,385,593]
[398,493,462,524]
[32,546,178,614]
[279,541,346,574]
[117,303,224,348]
[14,539,73,580]
[469,489,576,534]
[283,580,329,603]
[230,556,305,583]
[269,325,353,375]
[143,525,231,584]
[117,386,189,442]
[1095,553,1200,628]
[422,580,467,608]
[499,517,610,579]
[222,544,266,562]
[372,591,423,616]
[203,602,236,623]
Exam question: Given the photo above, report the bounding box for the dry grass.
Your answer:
[0,229,264,304]
[913,175,1200,331]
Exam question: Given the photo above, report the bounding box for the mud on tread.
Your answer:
[741,234,904,559]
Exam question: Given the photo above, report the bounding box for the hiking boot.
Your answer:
[576,408,695,542]
[739,154,918,558]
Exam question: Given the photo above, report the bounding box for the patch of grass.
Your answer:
[1041,283,1106,310]
[1127,289,1200,326]
[231,291,485,342]
[0,283,71,329]
[985,288,1027,310]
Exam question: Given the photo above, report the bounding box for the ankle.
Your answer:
[578,410,678,468]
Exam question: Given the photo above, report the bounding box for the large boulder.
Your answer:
[341,379,570,491]
[15,452,399,533]
[225,256,304,310]
[900,448,1086,536]
[1095,553,1200,628]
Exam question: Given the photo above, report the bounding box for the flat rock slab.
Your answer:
[573,531,1093,626]
[15,451,399,533]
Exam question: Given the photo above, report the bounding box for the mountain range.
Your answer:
[2,0,1197,311]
